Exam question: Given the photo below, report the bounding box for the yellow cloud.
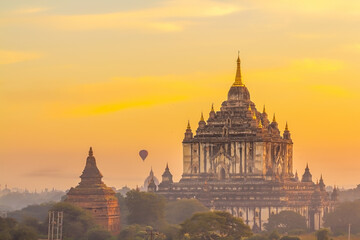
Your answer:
[291,58,344,72]
[0,50,42,64]
[3,0,241,32]
[252,0,360,16]
[14,7,50,14]
[309,84,354,98]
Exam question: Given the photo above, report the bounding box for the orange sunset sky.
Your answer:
[1,0,360,191]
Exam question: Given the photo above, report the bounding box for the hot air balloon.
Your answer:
[139,150,148,161]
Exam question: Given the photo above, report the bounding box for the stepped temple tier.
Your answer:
[151,55,338,231]
[65,147,120,234]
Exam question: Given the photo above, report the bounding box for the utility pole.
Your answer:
[348,224,351,240]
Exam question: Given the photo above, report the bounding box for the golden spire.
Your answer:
[272,113,277,123]
[200,112,204,121]
[258,119,263,128]
[211,103,215,112]
[263,105,266,114]
[187,120,191,130]
[285,121,289,131]
[232,52,244,87]
[248,104,251,111]
[252,111,257,120]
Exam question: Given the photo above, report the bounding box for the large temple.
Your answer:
[151,55,338,231]
[65,147,121,234]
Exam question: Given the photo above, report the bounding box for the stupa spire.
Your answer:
[233,52,244,87]
[200,112,204,121]
[263,105,266,114]
[187,120,191,130]
[272,113,277,123]
[285,121,289,131]
[211,103,215,112]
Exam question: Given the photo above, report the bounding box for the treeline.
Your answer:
[0,190,64,211]
[2,193,360,240]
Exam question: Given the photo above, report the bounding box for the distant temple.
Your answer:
[151,55,338,231]
[65,147,120,234]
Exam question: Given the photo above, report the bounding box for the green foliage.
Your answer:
[0,217,38,240]
[324,200,360,235]
[279,236,300,240]
[165,199,208,224]
[180,210,252,240]
[50,202,95,240]
[248,234,269,240]
[159,224,181,240]
[118,224,166,240]
[269,230,281,240]
[10,225,38,240]
[8,202,54,222]
[116,193,129,226]
[316,229,331,240]
[264,211,307,233]
[125,190,166,227]
[87,227,112,240]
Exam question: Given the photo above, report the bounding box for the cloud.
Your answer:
[2,0,242,32]
[0,50,42,65]
[24,168,71,178]
[13,7,50,14]
[309,84,355,98]
[251,0,360,16]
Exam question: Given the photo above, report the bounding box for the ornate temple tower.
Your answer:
[156,55,335,231]
[65,148,120,234]
[182,55,293,180]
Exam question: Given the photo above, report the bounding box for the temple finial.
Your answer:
[285,121,289,131]
[252,111,257,120]
[272,113,277,123]
[89,147,93,156]
[187,120,191,130]
[248,104,251,111]
[211,103,215,112]
[258,120,263,128]
[200,112,204,121]
[263,105,266,114]
[233,53,244,87]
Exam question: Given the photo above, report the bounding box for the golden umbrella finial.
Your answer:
[263,105,266,114]
[285,121,289,131]
[187,120,191,130]
[272,113,277,123]
[252,112,257,120]
[200,112,204,121]
[232,52,244,87]
[248,104,251,111]
[258,120,263,128]
[211,103,215,112]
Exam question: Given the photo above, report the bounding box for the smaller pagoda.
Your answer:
[65,147,120,234]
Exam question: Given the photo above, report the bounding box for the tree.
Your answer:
[118,225,166,240]
[324,200,360,235]
[180,211,252,240]
[10,226,38,240]
[125,190,166,227]
[50,202,95,240]
[87,228,112,240]
[116,193,129,226]
[165,199,208,224]
[0,217,38,240]
[316,229,330,240]
[268,230,280,240]
[8,202,54,222]
[264,211,307,233]
[279,236,300,240]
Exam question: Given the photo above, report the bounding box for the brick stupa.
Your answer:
[65,147,120,234]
